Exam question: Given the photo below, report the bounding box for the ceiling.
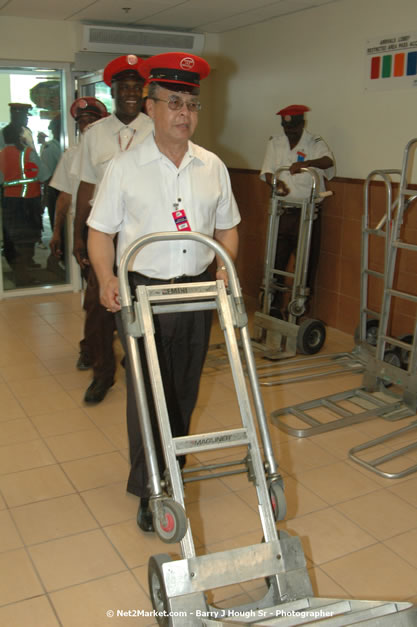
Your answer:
[0,0,343,33]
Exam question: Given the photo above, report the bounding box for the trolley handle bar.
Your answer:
[118,231,242,312]
[272,165,322,203]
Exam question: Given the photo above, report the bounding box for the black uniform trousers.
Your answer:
[81,265,116,384]
[273,209,321,309]
[115,269,212,498]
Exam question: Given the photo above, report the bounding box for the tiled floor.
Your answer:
[0,291,416,626]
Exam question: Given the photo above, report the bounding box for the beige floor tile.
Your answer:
[0,347,39,369]
[12,494,98,545]
[384,528,417,568]
[282,508,375,565]
[346,451,417,487]
[98,421,129,449]
[388,475,417,508]
[84,399,126,426]
[196,377,238,408]
[50,571,151,627]
[294,460,381,505]
[0,510,23,552]
[0,548,44,606]
[30,407,94,437]
[186,493,262,546]
[307,566,349,598]
[0,493,5,510]
[309,426,373,459]
[0,418,39,446]
[81,482,138,526]
[189,406,227,434]
[0,596,60,627]
[29,529,126,591]
[0,383,26,421]
[8,376,78,416]
[0,360,51,383]
[0,465,74,507]
[337,490,417,541]
[184,475,232,504]
[275,438,339,474]
[44,427,115,462]
[0,440,55,475]
[274,476,327,520]
[104,518,178,569]
[321,544,417,601]
[61,451,129,492]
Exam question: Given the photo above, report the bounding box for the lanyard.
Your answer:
[118,127,136,151]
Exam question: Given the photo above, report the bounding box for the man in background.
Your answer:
[71,54,153,403]
[260,104,334,317]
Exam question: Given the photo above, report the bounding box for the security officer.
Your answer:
[260,104,335,317]
[71,54,153,403]
[87,52,240,531]
[49,98,108,367]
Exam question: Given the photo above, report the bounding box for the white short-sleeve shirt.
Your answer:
[87,133,241,278]
[71,112,153,186]
[50,145,80,215]
[260,129,335,203]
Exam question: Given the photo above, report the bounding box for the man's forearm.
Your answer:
[214,226,239,265]
[87,228,116,287]
[74,181,95,240]
[53,191,71,234]
[304,156,333,170]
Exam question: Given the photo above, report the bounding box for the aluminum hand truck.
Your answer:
[119,231,416,625]
[253,166,328,361]
[272,140,417,442]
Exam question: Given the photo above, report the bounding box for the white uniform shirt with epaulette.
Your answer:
[70,112,153,186]
[260,129,335,203]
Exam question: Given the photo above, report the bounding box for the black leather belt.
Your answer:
[128,270,210,290]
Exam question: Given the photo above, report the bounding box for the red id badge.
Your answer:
[172,208,191,232]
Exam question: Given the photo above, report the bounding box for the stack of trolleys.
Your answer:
[271,140,417,438]
[252,166,363,388]
[118,231,417,625]
[349,137,417,478]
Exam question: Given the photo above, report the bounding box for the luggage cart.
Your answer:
[349,137,417,478]
[271,139,417,439]
[119,231,416,625]
[252,166,328,360]
[354,168,401,353]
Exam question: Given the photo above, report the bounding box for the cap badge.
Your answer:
[284,115,292,122]
[127,54,138,65]
[180,57,195,70]
[78,99,88,109]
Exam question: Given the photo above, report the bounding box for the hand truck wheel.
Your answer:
[296,318,326,355]
[354,318,379,346]
[398,334,413,369]
[269,481,287,521]
[154,498,188,544]
[148,554,172,626]
[383,348,402,368]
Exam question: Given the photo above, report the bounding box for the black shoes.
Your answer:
[76,353,92,371]
[137,498,154,533]
[84,378,114,404]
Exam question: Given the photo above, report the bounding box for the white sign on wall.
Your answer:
[365,31,417,91]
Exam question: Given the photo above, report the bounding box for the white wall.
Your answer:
[212,0,417,178]
[1,2,416,179]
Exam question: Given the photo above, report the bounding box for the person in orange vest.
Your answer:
[0,119,49,286]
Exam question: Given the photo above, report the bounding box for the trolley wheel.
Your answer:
[354,318,379,346]
[398,334,413,369]
[288,299,306,318]
[383,348,402,368]
[269,482,287,521]
[296,318,326,355]
[148,554,172,626]
[154,499,188,544]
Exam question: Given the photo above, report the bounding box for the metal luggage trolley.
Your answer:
[119,231,416,625]
[252,166,327,361]
[349,137,417,478]
[271,140,417,440]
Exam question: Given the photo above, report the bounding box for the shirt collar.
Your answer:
[110,112,148,134]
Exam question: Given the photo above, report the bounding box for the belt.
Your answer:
[128,270,210,290]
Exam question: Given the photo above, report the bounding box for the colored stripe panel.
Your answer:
[407,51,417,76]
[393,52,405,77]
[382,55,392,78]
[370,56,380,79]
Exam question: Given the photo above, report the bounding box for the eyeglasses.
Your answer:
[151,95,201,112]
